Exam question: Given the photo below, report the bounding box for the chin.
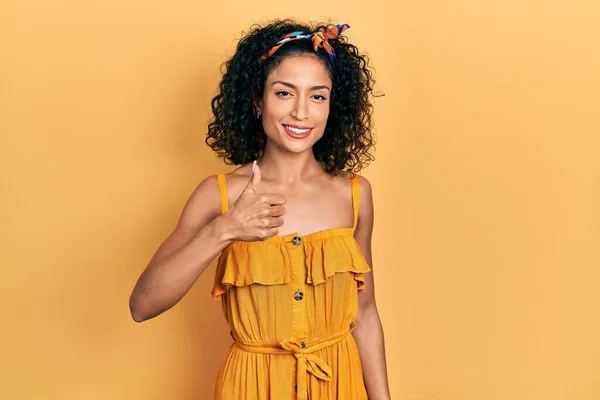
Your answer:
[282,141,313,153]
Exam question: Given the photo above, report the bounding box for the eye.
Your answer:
[275,91,292,97]
[312,94,327,101]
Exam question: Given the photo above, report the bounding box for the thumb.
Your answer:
[243,160,261,194]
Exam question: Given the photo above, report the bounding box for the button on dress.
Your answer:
[212,173,371,399]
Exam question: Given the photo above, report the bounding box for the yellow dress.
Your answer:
[212,172,371,400]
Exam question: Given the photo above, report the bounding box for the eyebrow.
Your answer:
[271,80,331,91]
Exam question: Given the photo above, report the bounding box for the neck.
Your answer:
[256,144,324,185]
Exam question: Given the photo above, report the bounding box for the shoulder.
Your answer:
[347,173,374,231]
[342,171,373,203]
[356,174,373,197]
[221,163,253,194]
[193,174,220,197]
[357,175,373,212]
[180,174,222,223]
[187,166,248,215]
[195,163,251,206]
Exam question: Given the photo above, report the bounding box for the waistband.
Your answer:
[233,323,356,400]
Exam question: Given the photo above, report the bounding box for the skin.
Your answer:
[129,54,391,399]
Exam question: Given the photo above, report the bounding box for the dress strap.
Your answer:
[216,173,230,214]
[351,173,360,231]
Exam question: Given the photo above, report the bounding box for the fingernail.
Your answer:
[252,160,256,173]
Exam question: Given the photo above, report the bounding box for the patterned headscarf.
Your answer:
[261,23,350,66]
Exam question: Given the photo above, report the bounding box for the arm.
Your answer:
[352,175,392,399]
[128,175,234,322]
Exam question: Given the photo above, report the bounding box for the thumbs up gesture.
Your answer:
[225,161,287,242]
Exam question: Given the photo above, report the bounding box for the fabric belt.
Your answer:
[233,323,356,400]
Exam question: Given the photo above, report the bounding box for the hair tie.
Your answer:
[261,23,350,65]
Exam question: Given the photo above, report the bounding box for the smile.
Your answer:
[283,124,313,139]
[284,125,311,133]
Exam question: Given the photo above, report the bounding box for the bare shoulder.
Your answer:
[340,170,373,201]
[354,172,373,196]
[348,172,374,232]
[177,174,223,229]
[148,174,223,264]
[220,164,253,199]
[228,163,253,178]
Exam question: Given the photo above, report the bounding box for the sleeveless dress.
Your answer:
[212,172,371,400]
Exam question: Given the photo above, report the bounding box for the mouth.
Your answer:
[282,124,313,139]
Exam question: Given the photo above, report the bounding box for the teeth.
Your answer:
[285,125,310,134]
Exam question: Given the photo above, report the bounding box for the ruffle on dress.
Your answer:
[212,232,371,300]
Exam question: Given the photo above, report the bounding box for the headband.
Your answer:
[261,23,350,66]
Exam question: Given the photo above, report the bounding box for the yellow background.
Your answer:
[2,1,599,399]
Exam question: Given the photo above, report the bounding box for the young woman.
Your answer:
[129,19,391,399]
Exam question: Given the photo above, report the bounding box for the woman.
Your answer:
[129,19,391,399]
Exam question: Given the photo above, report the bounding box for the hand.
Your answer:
[225,161,287,242]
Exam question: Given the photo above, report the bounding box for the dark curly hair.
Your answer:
[205,19,380,175]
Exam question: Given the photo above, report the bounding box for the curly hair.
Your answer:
[205,19,380,175]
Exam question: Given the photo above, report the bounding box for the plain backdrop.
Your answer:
[1,1,599,399]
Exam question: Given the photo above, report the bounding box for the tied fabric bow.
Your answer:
[279,338,333,400]
[261,23,350,65]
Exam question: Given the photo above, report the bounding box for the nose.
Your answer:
[290,96,309,120]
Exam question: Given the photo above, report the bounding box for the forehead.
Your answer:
[266,54,332,87]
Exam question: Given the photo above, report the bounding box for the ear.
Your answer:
[253,98,263,118]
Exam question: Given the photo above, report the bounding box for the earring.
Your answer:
[253,103,261,119]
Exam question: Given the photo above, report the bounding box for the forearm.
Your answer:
[353,306,391,399]
[129,215,232,322]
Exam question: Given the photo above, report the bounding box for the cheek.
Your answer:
[264,100,291,120]
[315,105,330,124]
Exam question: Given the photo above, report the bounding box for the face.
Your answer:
[258,54,332,153]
